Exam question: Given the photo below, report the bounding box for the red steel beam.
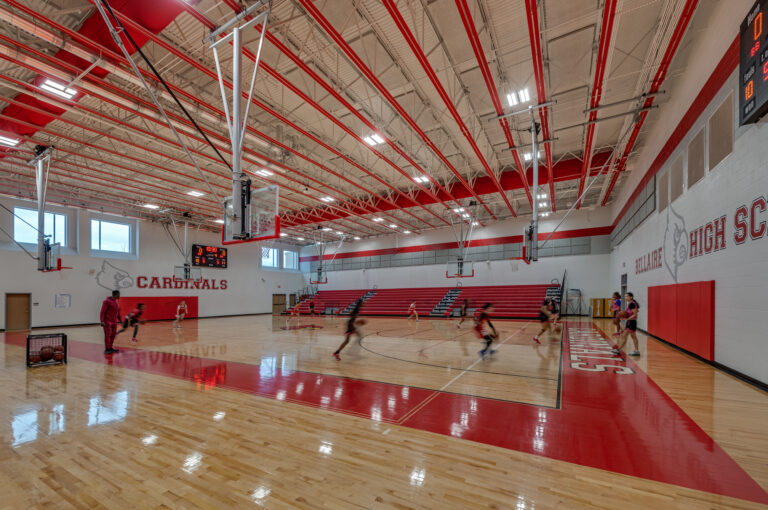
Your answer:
[382,0,517,217]
[104,4,453,226]
[4,1,441,230]
[455,0,532,208]
[576,0,617,209]
[0,39,413,234]
[602,0,699,205]
[292,0,495,220]
[523,0,556,211]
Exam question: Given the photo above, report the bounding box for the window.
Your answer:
[91,219,131,253]
[261,247,279,268]
[708,92,733,171]
[670,155,684,203]
[14,207,66,245]
[658,171,669,213]
[688,127,706,188]
[283,250,298,270]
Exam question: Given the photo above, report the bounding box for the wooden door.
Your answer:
[5,293,31,331]
[289,294,297,307]
[272,294,286,315]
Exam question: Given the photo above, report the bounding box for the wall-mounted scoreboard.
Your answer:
[192,244,227,268]
[741,0,768,124]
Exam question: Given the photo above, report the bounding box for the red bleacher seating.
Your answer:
[290,289,366,314]
[288,284,555,318]
[360,287,448,316]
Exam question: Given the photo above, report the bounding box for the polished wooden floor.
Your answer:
[1,315,767,509]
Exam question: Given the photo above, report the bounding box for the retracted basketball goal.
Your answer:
[309,228,346,285]
[446,202,477,279]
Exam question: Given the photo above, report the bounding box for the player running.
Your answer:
[333,299,364,361]
[475,303,498,359]
[456,299,470,329]
[610,292,623,336]
[533,298,558,344]
[309,298,316,317]
[172,300,188,329]
[116,303,146,342]
[408,300,419,321]
[612,293,641,356]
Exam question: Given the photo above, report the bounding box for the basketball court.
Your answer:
[1,0,768,508]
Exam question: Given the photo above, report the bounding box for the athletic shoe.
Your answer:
[612,332,620,337]
[478,349,487,359]
[489,349,497,356]
[456,324,460,329]
[532,337,541,344]
[176,325,181,329]
[333,353,341,361]
[131,337,138,343]
[611,348,621,355]
[104,349,112,354]
[629,350,641,356]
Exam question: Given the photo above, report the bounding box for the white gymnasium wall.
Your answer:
[609,66,768,383]
[0,199,304,329]
[300,211,614,306]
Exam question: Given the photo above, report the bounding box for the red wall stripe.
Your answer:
[611,37,739,230]
[300,226,611,262]
[120,296,198,321]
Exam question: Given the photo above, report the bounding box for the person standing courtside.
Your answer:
[100,290,121,354]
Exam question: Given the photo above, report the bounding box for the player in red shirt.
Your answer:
[117,303,146,342]
[173,300,188,329]
[99,290,121,354]
[474,303,498,358]
[408,301,419,322]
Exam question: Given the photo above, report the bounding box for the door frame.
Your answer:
[5,293,31,331]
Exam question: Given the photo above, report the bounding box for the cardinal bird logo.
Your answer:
[663,205,688,282]
[95,261,134,290]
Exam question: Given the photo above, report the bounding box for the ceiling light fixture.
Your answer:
[322,227,332,232]
[335,231,343,235]
[363,133,385,145]
[187,190,204,197]
[255,169,274,177]
[0,135,20,147]
[389,224,397,228]
[403,230,411,234]
[353,236,361,240]
[462,213,470,218]
[453,207,465,213]
[41,79,76,100]
[320,196,335,202]
[296,237,305,241]
[413,176,429,183]
[214,219,225,224]
[279,233,287,237]
[373,217,384,222]
[143,204,160,209]
[472,221,479,226]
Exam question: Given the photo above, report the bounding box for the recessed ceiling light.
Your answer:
[539,202,547,207]
[256,169,274,177]
[320,196,335,202]
[373,217,384,222]
[187,190,204,197]
[0,135,20,147]
[143,204,160,209]
[214,219,225,224]
[389,224,397,228]
[363,133,385,145]
[403,230,411,234]
[41,79,76,99]
[519,88,530,103]
[507,92,518,107]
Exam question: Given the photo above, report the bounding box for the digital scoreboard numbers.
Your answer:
[741,0,768,125]
[191,244,227,268]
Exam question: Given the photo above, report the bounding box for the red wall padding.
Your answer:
[647,281,715,361]
[120,296,198,321]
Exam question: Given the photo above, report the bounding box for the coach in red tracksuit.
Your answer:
[100,290,121,354]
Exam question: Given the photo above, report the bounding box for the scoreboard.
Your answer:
[741,0,768,124]
[192,244,227,268]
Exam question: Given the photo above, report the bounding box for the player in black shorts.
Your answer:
[116,303,145,342]
[456,299,470,329]
[309,298,316,317]
[333,299,363,361]
[474,303,498,358]
[533,298,557,344]
[612,292,640,356]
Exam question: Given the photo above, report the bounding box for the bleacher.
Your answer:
[288,284,555,319]
[359,287,448,316]
[451,284,554,318]
[290,289,366,314]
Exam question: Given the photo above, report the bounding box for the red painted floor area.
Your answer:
[7,323,768,505]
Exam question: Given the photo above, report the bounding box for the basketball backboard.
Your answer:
[446,259,474,278]
[222,184,280,245]
[173,264,203,282]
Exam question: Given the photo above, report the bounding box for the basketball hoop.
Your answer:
[222,185,280,245]
[309,229,345,284]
